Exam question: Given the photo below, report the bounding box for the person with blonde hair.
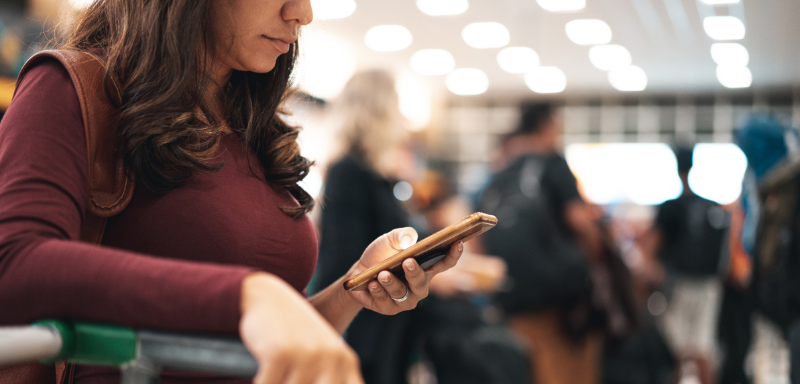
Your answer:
[316,70,417,384]
[325,70,412,179]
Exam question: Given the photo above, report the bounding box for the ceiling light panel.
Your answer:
[537,0,586,12]
[703,16,746,40]
[710,43,749,66]
[410,49,455,76]
[416,0,469,16]
[462,22,510,49]
[716,66,752,88]
[497,47,540,73]
[310,0,356,20]
[446,68,489,95]
[524,67,567,93]
[588,45,632,71]
[608,65,648,91]
[565,20,612,45]
[364,25,413,52]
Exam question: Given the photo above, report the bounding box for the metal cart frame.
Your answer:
[0,320,257,384]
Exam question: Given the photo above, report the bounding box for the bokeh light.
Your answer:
[364,25,413,52]
[710,43,749,67]
[565,19,612,45]
[416,0,469,16]
[393,181,414,201]
[608,65,648,91]
[462,22,510,49]
[589,45,632,71]
[703,16,746,41]
[446,68,489,95]
[688,144,748,204]
[716,66,752,88]
[537,0,585,12]
[524,66,567,93]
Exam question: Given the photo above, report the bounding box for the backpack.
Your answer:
[658,195,730,277]
[478,154,589,313]
[753,160,800,329]
[0,50,133,384]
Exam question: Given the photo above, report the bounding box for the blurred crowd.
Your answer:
[309,69,800,384]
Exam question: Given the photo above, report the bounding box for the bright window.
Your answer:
[565,143,682,205]
[688,144,747,205]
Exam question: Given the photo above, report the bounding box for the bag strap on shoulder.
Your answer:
[16,49,135,244]
[8,50,135,384]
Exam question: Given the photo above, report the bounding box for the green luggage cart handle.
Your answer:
[1,320,258,383]
[34,320,137,366]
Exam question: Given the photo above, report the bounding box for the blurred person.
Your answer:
[316,71,526,384]
[488,132,520,173]
[413,177,530,384]
[735,115,800,384]
[315,70,419,384]
[412,171,508,297]
[601,206,677,384]
[0,2,466,384]
[640,146,730,384]
[478,103,610,384]
[417,187,507,297]
[715,200,753,384]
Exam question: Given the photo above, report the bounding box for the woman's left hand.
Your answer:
[344,227,464,315]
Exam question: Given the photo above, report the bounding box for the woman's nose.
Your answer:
[284,0,313,26]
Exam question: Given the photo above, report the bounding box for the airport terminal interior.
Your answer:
[1,0,800,383]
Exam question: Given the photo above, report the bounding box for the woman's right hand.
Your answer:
[239,273,363,384]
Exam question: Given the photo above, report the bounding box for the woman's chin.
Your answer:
[244,55,279,74]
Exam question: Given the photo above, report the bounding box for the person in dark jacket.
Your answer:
[479,103,607,384]
[316,70,417,384]
[640,146,730,384]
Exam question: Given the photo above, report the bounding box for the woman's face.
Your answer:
[209,0,312,75]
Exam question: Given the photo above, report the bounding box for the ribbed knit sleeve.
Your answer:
[0,59,253,334]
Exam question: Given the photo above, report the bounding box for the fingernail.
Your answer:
[371,284,380,292]
[457,241,464,252]
[381,274,390,283]
[400,236,412,249]
[405,260,416,271]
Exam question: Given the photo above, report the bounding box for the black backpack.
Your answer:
[478,155,590,313]
[658,195,730,277]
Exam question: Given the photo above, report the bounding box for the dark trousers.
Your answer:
[717,284,753,384]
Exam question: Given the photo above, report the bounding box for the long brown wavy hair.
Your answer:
[62,0,314,217]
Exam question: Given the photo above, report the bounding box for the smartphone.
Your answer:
[343,212,498,291]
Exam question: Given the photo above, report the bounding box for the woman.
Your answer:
[0,1,462,384]
[316,70,417,384]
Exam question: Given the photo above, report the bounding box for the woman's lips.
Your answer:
[265,36,292,54]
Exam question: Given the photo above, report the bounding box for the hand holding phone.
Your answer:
[343,213,497,291]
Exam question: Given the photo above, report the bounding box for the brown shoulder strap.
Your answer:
[8,50,135,384]
[16,50,135,243]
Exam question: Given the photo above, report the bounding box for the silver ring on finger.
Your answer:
[392,288,410,303]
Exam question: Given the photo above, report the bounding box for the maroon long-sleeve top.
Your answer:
[0,60,319,383]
